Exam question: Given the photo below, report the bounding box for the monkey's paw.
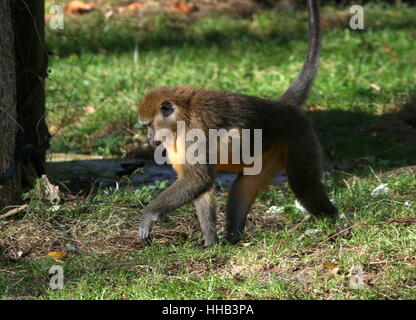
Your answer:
[221,233,242,245]
[138,213,158,245]
[198,238,218,249]
[138,228,152,245]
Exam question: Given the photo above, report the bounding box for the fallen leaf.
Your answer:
[323,260,341,277]
[84,105,95,114]
[47,251,68,261]
[171,1,196,14]
[307,105,322,111]
[127,3,144,11]
[323,260,337,270]
[66,1,96,14]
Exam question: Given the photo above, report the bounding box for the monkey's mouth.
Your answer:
[149,139,162,147]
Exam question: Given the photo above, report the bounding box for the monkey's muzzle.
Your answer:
[148,139,162,147]
[146,123,162,147]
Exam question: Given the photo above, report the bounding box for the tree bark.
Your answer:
[0,0,21,209]
[13,0,50,186]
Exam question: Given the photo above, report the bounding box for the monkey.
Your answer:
[137,0,338,247]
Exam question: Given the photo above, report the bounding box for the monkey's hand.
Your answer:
[138,212,159,245]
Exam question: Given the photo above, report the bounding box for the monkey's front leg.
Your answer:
[138,165,215,244]
[138,212,159,244]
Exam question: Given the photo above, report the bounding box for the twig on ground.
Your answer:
[0,204,28,220]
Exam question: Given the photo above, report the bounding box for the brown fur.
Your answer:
[137,0,337,246]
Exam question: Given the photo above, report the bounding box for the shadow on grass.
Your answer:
[310,100,416,173]
[46,8,416,57]
[45,98,416,194]
[47,17,299,57]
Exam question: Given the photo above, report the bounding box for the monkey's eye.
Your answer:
[160,101,174,118]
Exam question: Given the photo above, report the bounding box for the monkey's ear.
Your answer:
[160,101,174,117]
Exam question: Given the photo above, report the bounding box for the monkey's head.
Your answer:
[138,86,195,147]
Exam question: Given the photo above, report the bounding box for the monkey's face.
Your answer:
[139,121,159,147]
[139,98,177,147]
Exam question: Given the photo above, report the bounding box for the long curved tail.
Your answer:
[278,0,320,107]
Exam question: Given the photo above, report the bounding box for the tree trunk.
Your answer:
[0,0,21,209]
[13,0,50,186]
[0,0,49,210]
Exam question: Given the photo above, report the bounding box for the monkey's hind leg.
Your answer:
[223,174,257,244]
[194,189,218,247]
[224,156,280,244]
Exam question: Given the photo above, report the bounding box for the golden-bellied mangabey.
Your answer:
[138,0,337,246]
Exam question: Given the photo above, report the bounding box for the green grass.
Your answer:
[1,2,415,300]
[1,171,415,299]
[45,3,416,169]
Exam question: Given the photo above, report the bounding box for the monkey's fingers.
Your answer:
[138,217,155,245]
[142,235,153,246]
[198,239,218,249]
[138,228,153,245]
